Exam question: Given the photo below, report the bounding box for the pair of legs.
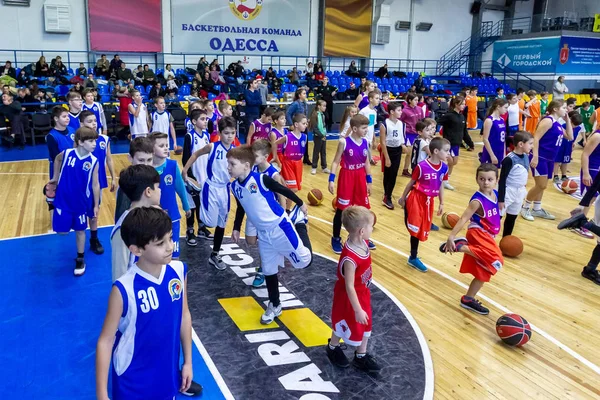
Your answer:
[330,333,369,354]
[382,146,402,204]
[402,145,413,173]
[553,162,569,179]
[311,135,328,170]
[522,174,553,219]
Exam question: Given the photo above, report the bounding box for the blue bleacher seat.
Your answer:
[145,85,153,94]
[88,68,94,75]
[135,85,145,95]
[392,84,399,94]
[97,84,109,95]
[180,84,191,95]
[101,95,110,103]
[214,85,221,93]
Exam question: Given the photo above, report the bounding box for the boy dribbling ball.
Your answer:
[327,205,381,372]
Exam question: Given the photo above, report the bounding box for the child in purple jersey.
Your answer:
[248,106,274,144]
[521,100,572,222]
[269,111,287,167]
[355,80,375,110]
[554,111,584,183]
[441,163,503,315]
[480,99,508,167]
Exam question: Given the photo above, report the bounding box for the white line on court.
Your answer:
[308,214,600,376]
[192,329,235,400]
[0,172,49,175]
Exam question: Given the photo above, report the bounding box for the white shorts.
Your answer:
[502,186,527,216]
[258,216,311,276]
[245,220,257,238]
[200,182,230,228]
[366,129,374,145]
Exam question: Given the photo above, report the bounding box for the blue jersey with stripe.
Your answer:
[68,112,80,131]
[206,141,234,186]
[47,127,75,178]
[82,102,103,130]
[92,134,109,189]
[231,171,285,231]
[112,261,186,400]
[54,148,97,214]
[157,158,180,221]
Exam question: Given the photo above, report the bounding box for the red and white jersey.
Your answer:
[334,241,372,294]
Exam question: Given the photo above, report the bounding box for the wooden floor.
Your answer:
[2,134,600,399]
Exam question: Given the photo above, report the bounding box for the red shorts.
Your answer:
[459,228,504,282]
[405,190,434,241]
[281,158,303,190]
[336,168,370,210]
[331,285,372,346]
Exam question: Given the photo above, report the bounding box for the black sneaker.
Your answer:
[74,257,86,276]
[186,229,197,246]
[89,238,104,255]
[181,380,203,397]
[581,267,600,285]
[352,353,381,372]
[382,196,394,210]
[326,340,350,368]
[557,212,587,230]
[197,226,214,241]
[460,296,489,315]
[304,159,312,165]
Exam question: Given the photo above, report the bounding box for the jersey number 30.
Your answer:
[138,287,160,313]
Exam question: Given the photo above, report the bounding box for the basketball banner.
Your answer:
[171,0,311,55]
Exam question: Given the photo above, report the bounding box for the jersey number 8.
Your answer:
[138,287,160,313]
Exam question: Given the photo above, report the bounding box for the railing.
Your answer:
[480,61,546,93]
[499,13,598,36]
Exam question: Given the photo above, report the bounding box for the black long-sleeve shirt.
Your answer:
[580,171,600,207]
[233,175,304,231]
[438,110,467,146]
[497,153,528,202]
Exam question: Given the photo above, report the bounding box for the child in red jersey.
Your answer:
[326,206,381,372]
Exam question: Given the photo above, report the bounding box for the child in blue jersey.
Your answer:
[150,96,177,149]
[67,91,82,131]
[82,89,107,135]
[80,111,116,254]
[183,108,213,246]
[182,116,236,270]
[228,146,313,324]
[49,127,100,276]
[151,132,191,260]
[46,107,75,180]
[96,207,193,400]
[232,139,287,287]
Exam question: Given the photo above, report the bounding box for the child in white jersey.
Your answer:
[128,90,149,138]
[150,96,177,149]
[379,102,406,210]
[358,90,381,164]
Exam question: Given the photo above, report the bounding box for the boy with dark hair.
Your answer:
[47,107,75,179]
[183,116,236,269]
[151,132,191,260]
[82,88,107,135]
[379,102,406,210]
[49,127,100,276]
[229,146,312,324]
[67,91,83,131]
[247,106,274,144]
[96,207,194,400]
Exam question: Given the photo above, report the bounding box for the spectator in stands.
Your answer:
[165,89,178,103]
[192,72,203,88]
[496,87,505,99]
[142,64,156,86]
[314,60,323,75]
[0,61,16,79]
[35,56,50,77]
[134,65,144,85]
[256,75,268,105]
[591,93,600,110]
[149,82,166,100]
[17,70,29,87]
[375,64,390,79]
[243,77,263,142]
[345,80,359,100]
[95,54,110,79]
[163,64,176,82]
[2,85,9,95]
[51,57,68,85]
[234,61,244,81]
[117,62,133,86]
[288,67,300,85]
[110,54,123,76]
[346,60,360,78]
[197,57,208,73]
[314,65,325,81]
[0,92,25,148]
[70,82,83,96]
[314,76,337,132]
[265,67,277,87]
[199,71,216,95]
[210,65,223,85]
[304,62,316,88]
[76,63,87,77]
[413,75,426,93]
[210,59,221,72]
[16,87,35,112]
[553,76,568,100]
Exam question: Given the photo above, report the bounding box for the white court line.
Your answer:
[309,215,600,376]
[0,172,49,175]
[316,251,434,400]
[192,329,235,400]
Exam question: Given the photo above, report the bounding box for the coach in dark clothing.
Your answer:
[314,76,337,131]
[243,78,263,142]
[0,92,25,146]
[344,81,359,100]
[437,99,467,151]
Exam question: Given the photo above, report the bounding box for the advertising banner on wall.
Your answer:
[492,37,559,74]
[171,0,311,55]
[555,36,600,74]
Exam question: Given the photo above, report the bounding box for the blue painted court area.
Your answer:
[0,227,225,399]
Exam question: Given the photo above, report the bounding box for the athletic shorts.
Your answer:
[405,189,434,242]
[281,159,303,190]
[200,182,230,229]
[87,191,103,218]
[479,148,501,167]
[172,219,181,259]
[554,140,573,163]
[450,145,460,157]
[580,168,600,197]
[331,286,372,346]
[53,207,87,233]
[405,133,418,146]
[502,186,527,216]
[508,125,519,137]
[531,157,554,179]
[459,228,503,283]
[258,216,312,276]
[336,168,370,211]
[245,220,257,238]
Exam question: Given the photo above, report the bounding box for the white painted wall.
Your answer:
[514,0,534,20]
[545,0,599,18]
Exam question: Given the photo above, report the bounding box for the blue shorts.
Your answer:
[53,207,88,233]
[450,145,460,157]
[172,219,180,259]
[508,125,519,137]
[531,157,554,179]
[87,191,102,218]
[554,140,573,163]
[405,133,418,146]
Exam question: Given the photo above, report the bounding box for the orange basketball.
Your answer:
[561,179,578,194]
[441,212,459,229]
[307,189,323,206]
[499,235,524,257]
[332,197,338,210]
[174,146,183,155]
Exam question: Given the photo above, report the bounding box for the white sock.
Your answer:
[533,201,542,211]
[522,200,532,210]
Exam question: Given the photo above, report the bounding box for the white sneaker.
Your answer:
[531,208,556,220]
[443,181,455,191]
[323,168,331,174]
[311,168,317,175]
[261,302,282,324]
[521,207,534,221]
